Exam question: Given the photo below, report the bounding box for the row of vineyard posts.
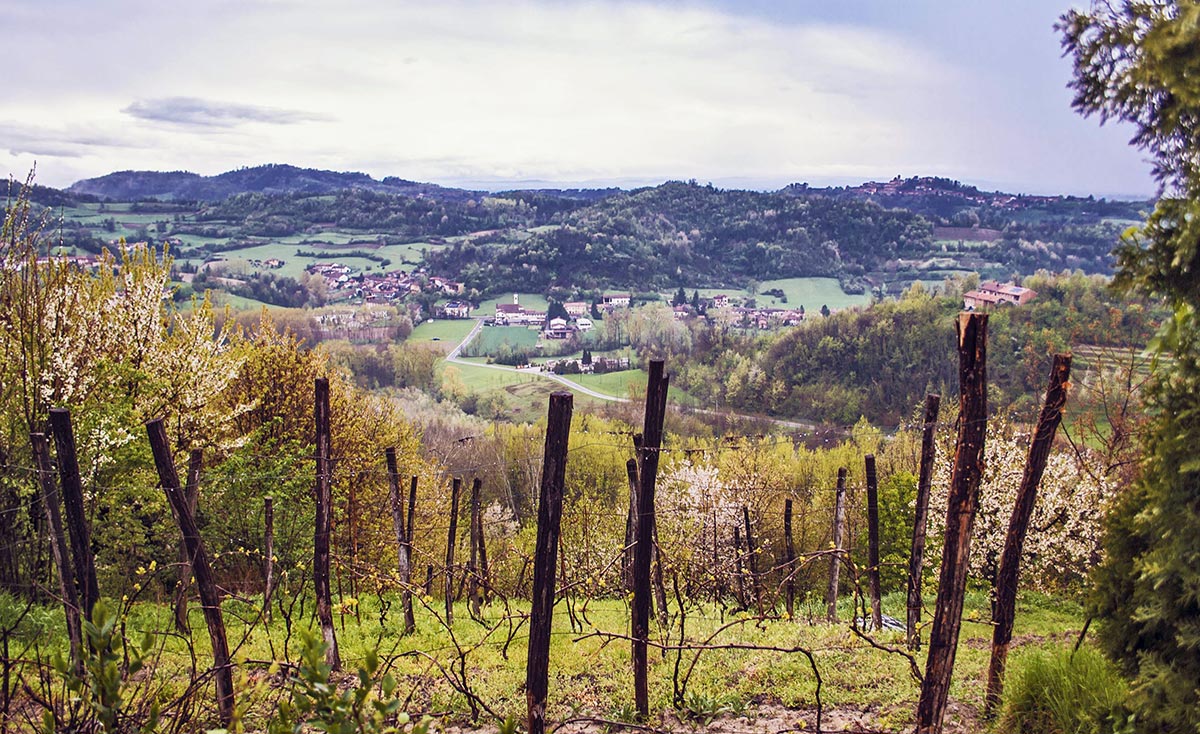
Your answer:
[23,312,1072,733]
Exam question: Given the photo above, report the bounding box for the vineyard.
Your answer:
[0,307,1113,732]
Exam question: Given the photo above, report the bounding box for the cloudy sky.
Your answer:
[3,0,1154,196]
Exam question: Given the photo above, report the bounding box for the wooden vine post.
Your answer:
[525,392,573,734]
[468,477,483,618]
[784,497,796,619]
[30,433,82,670]
[907,394,941,650]
[49,408,99,620]
[313,377,340,670]
[623,458,638,591]
[633,360,669,720]
[742,506,764,616]
[445,477,462,625]
[146,419,234,726]
[405,476,418,632]
[916,313,988,734]
[174,450,202,634]
[865,454,882,630]
[385,449,416,634]
[826,467,848,622]
[263,495,274,623]
[984,353,1072,717]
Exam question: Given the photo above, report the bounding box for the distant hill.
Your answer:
[67,164,486,203]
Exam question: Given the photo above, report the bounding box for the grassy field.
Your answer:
[682,278,868,312]
[410,319,476,352]
[4,589,1087,732]
[471,325,541,353]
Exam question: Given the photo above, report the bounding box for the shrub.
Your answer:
[998,645,1132,734]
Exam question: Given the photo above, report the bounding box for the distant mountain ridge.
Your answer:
[66,164,487,203]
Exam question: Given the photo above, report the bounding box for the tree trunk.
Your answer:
[916,313,988,734]
[984,354,1071,717]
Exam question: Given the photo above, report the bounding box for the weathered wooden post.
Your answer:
[784,498,796,619]
[526,392,573,734]
[468,478,483,618]
[826,467,848,622]
[406,476,418,631]
[445,477,461,625]
[385,449,415,633]
[742,506,764,616]
[865,454,882,631]
[263,495,274,623]
[984,354,1071,718]
[633,360,669,720]
[476,484,490,604]
[624,458,638,591]
[916,313,988,734]
[313,377,340,670]
[907,394,941,650]
[146,419,234,727]
[48,408,99,619]
[30,433,82,670]
[175,450,202,634]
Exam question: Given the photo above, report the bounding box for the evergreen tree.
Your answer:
[672,287,688,306]
[691,290,700,309]
[1062,3,1200,729]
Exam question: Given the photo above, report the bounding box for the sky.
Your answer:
[2,0,1156,197]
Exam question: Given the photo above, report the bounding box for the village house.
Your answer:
[963,280,1037,310]
[429,276,465,295]
[601,292,632,310]
[543,317,574,339]
[493,295,546,326]
[564,301,588,318]
[710,294,731,308]
[439,300,473,318]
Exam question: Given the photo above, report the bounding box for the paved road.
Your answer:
[443,319,819,429]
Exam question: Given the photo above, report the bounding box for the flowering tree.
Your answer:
[926,419,1114,591]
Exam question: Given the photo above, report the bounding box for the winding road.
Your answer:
[443,319,820,430]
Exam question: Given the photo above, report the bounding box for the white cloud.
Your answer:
[0,0,1152,195]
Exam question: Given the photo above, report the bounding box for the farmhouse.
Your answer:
[602,292,632,308]
[564,301,588,318]
[963,280,1037,310]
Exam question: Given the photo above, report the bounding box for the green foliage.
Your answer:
[268,628,430,734]
[42,599,161,734]
[997,646,1132,734]
[1063,3,1200,730]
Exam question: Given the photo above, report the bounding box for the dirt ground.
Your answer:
[446,700,982,733]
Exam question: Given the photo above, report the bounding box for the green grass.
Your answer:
[681,278,868,312]
[409,319,476,351]
[471,326,540,353]
[998,645,1131,734]
[4,588,1087,731]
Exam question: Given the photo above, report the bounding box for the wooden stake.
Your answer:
[907,394,941,651]
[174,450,202,634]
[633,360,669,720]
[468,478,482,618]
[146,419,234,726]
[826,467,848,622]
[784,498,796,619]
[865,454,882,631]
[743,506,764,617]
[526,392,573,734]
[916,313,988,734]
[624,458,638,592]
[48,408,99,620]
[445,477,461,625]
[30,433,82,671]
[263,495,274,623]
[385,450,415,634]
[405,476,418,632]
[313,377,340,670]
[984,354,1071,717]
